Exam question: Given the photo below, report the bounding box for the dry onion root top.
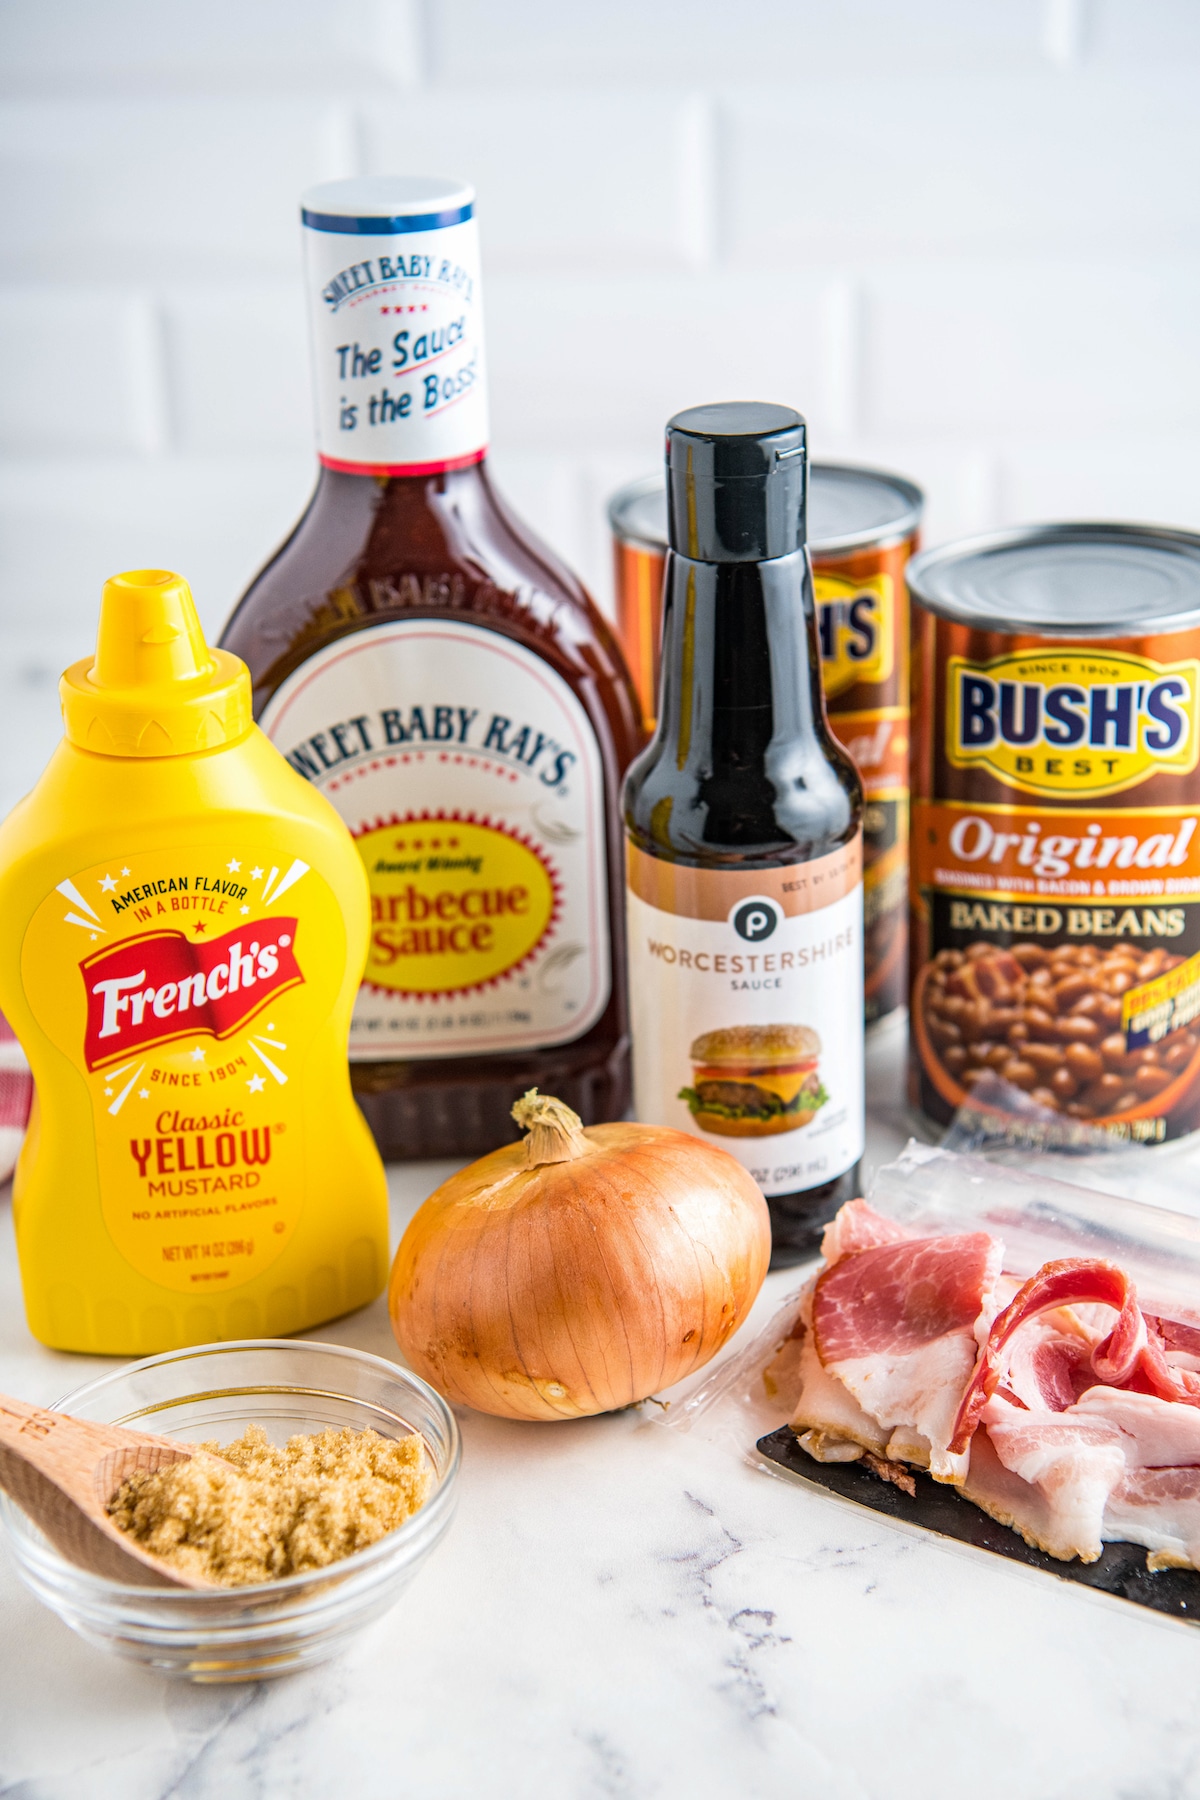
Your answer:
[387,1090,771,1421]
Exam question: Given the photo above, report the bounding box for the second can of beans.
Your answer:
[609,461,923,1024]
[908,522,1200,1143]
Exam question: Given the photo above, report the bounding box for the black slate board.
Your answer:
[757,1425,1200,1623]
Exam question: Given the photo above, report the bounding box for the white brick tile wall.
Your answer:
[1088,0,1200,66]
[163,286,311,451]
[724,74,1200,262]
[363,90,713,270]
[0,455,312,635]
[427,0,1052,83]
[998,430,1200,531]
[0,632,83,821]
[864,261,1200,435]
[485,271,839,453]
[1,0,1199,819]
[0,0,422,90]
[0,99,357,277]
[0,289,166,453]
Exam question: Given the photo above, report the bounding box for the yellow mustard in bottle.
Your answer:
[0,569,389,1353]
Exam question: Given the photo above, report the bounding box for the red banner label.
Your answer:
[81,920,302,1070]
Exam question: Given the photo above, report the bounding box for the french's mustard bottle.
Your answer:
[0,569,388,1353]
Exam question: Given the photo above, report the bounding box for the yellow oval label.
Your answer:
[359,815,558,995]
[815,571,894,699]
[947,648,1200,796]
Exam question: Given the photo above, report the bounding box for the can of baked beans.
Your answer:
[609,474,665,738]
[909,522,1200,1142]
[609,463,924,1024]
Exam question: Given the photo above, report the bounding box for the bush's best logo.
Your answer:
[82,921,302,1070]
[814,572,893,699]
[948,649,1200,796]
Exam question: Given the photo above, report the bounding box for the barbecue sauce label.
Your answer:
[20,847,343,1291]
[260,619,610,1059]
[625,837,864,1197]
[302,198,487,474]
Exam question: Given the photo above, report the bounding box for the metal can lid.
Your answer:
[809,462,924,552]
[607,474,667,552]
[908,522,1200,637]
[608,461,923,557]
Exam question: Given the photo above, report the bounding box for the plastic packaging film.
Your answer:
[661,1141,1200,1455]
[871,1142,1200,1328]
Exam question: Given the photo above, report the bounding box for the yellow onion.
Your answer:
[388,1090,771,1421]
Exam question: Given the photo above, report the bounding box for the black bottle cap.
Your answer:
[665,401,807,563]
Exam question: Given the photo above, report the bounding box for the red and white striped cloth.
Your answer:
[0,1010,32,1185]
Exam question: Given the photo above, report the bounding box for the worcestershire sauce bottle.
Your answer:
[221,177,642,1159]
[623,404,864,1264]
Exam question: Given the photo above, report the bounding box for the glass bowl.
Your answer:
[0,1339,460,1682]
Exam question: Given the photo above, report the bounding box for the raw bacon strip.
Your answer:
[1148,1316,1200,1361]
[814,1234,1000,1361]
[1073,1386,1200,1468]
[1128,1326,1200,1407]
[970,1313,1130,1560]
[819,1199,913,1268]
[976,1377,1200,1563]
[797,1201,1200,1573]
[949,1260,1145,1456]
[995,1310,1095,1414]
[1104,1465,1200,1569]
[813,1232,1002,1481]
[788,1282,891,1458]
[977,1402,1126,1562]
[961,1426,1067,1557]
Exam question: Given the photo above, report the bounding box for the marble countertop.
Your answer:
[4,1017,1200,1800]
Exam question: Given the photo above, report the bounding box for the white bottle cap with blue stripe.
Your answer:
[301,176,488,476]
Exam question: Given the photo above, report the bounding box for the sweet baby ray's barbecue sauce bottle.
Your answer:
[0,570,388,1355]
[221,177,643,1160]
[622,405,865,1266]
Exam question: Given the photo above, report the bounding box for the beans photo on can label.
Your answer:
[908,521,1200,1143]
[915,938,1200,1123]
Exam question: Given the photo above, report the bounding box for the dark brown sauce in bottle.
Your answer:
[221,179,642,1158]
[623,404,863,1264]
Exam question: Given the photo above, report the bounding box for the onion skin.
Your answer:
[388,1120,771,1421]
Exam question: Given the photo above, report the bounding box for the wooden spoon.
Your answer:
[0,1392,218,1589]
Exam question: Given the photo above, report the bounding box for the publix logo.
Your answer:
[947,649,1200,797]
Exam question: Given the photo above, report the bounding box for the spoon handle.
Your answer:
[0,1392,196,1586]
[0,1392,140,1496]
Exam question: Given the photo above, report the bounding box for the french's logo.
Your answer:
[82,921,302,1070]
[947,650,1200,796]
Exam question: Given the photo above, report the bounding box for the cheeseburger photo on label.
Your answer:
[680,1024,828,1137]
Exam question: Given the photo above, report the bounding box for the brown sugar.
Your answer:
[107,1424,431,1587]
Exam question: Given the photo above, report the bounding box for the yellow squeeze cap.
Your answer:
[60,569,253,757]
